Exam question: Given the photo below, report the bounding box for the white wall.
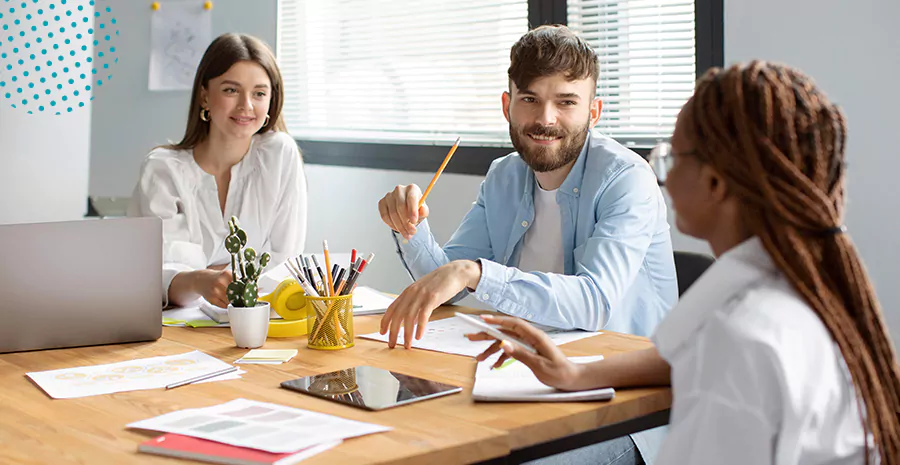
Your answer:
[304,163,487,306]
[723,0,900,342]
[89,0,277,197]
[0,2,93,225]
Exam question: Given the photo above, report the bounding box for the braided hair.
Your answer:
[685,60,900,463]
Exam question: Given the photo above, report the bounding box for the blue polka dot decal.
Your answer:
[0,0,117,114]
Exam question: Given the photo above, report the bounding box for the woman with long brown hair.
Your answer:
[129,33,307,308]
[469,61,900,463]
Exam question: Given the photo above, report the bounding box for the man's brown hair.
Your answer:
[508,25,599,92]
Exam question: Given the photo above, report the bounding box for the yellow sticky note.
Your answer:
[241,349,298,361]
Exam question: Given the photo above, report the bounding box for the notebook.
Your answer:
[139,434,340,465]
[472,355,615,402]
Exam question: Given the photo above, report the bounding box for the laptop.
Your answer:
[0,217,163,353]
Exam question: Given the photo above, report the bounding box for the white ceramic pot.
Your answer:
[228,301,270,348]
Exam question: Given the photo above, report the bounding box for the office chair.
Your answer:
[674,251,715,296]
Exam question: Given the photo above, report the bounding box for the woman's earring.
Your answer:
[264,114,270,126]
[200,108,210,122]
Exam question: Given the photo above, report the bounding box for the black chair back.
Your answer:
[674,251,715,296]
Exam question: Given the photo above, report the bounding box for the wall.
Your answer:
[723,0,900,342]
[86,0,488,299]
[303,164,485,303]
[88,0,277,198]
[85,0,900,335]
[0,2,93,225]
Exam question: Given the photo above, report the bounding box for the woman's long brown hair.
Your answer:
[686,61,900,462]
[168,33,287,151]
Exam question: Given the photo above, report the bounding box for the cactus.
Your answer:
[224,216,271,307]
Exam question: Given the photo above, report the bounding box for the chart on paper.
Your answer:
[27,351,240,399]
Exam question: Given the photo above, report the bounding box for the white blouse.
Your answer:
[128,131,308,304]
[653,237,871,465]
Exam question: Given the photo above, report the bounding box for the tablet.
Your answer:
[280,366,462,411]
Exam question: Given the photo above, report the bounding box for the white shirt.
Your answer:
[653,237,870,465]
[517,181,564,274]
[128,131,308,304]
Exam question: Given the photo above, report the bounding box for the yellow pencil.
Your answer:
[419,137,461,208]
[323,240,334,296]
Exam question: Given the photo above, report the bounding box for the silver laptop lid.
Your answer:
[0,217,163,353]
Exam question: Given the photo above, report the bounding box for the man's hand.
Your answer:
[379,260,482,349]
[378,184,430,239]
[467,314,585,391]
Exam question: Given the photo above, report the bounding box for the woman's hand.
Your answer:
[466,315,585,391]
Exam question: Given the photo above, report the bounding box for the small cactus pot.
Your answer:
[227,301,270,349]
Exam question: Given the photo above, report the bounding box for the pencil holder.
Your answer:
[306,294,354,350]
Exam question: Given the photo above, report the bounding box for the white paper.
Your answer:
[27,351,237,399]
[149,1,211,91]
[358,315,601,357]
[472,355,614,402]
[128,398,391,454]
[349,286,395,315]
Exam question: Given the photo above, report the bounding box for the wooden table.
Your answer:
[0,307,671,465]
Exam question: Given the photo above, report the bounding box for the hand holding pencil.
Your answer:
[377,137,460,239]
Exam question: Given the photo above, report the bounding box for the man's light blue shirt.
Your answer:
[393,130,678,336]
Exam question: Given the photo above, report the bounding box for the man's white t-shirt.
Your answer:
[517,181,564,274]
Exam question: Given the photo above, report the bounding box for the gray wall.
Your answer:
[89,0,277,198]
[723,0,900,343]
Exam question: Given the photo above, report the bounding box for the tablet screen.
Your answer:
[280,366,463,411]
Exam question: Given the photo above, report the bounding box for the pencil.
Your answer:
[323,241,334,297]
[419,137,460,208]
[166,366,237,389]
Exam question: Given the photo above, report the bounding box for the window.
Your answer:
[568,0,697,147]
[277,0,722,173]
[277,0,529,147]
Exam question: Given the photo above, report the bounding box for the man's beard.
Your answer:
[510,119,591,173]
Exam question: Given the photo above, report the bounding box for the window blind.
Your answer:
[277,0,528,146]
[568,0,696,147]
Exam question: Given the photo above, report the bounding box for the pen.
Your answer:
[350,249,357,269]
[310,255,327,294]
[166,366,238,389]
[302,256,315,287]
[341,253,374,295]
[288,258,320,297]
[331,263,340,284]
[334,268,347,295]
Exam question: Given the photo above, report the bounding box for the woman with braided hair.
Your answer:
[468,60,900,464]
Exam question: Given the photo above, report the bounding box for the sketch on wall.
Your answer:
[149,1,211,91]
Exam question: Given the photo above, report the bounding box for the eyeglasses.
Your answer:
[648,142,675,185]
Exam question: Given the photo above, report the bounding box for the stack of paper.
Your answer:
[472,355,615,402]
[128,398,391,454]
[26,351,242,399]
[349,287,395,315]
[235,349,298,364]
[359,315,601,357]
